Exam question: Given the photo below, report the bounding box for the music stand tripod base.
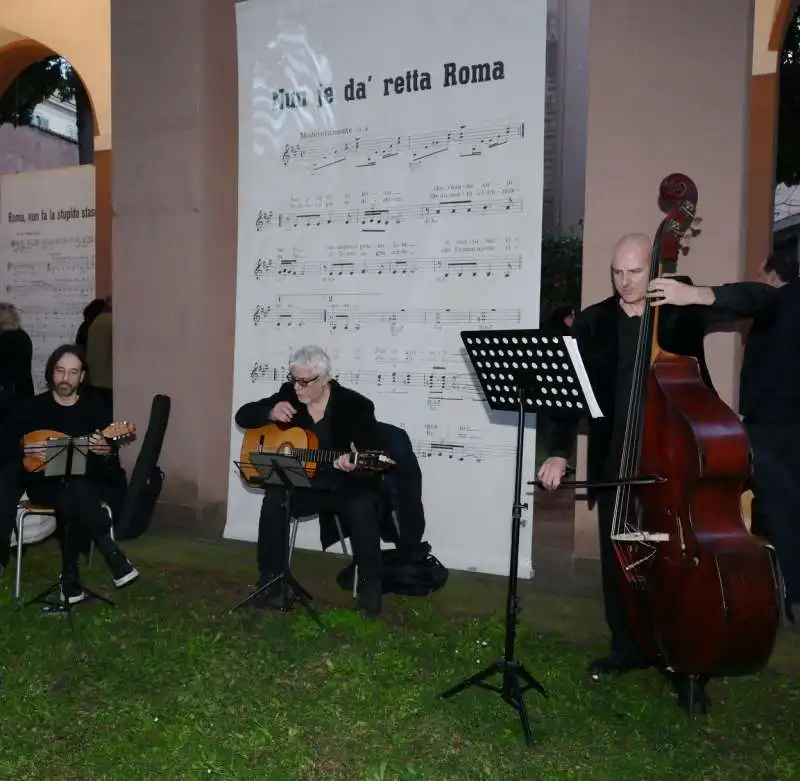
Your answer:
[227,453,324,629]
[437,329,600,746]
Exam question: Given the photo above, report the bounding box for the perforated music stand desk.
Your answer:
[228,452,323,626]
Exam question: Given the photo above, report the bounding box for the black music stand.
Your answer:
[227,453,324,628]
[437,328,603,746]
[24,436,114,621]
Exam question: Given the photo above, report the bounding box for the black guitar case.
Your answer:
[114,394,171,541]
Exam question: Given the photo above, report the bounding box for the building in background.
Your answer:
[0,93,78,174]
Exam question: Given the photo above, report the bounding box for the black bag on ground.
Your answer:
[336,541,448,596]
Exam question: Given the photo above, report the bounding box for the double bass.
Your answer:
[610,174,780,681]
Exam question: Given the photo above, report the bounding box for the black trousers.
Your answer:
[746,422,800,603]
[26,477,116,568]
[595,488,646,659]
[257,475,383,580]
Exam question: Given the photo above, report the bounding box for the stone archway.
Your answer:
[0,0,111,294]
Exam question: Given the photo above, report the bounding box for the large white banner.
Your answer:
[228,0,547,576]
[0,166,95,385]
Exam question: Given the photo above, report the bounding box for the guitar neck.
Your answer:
[288,448,348,464]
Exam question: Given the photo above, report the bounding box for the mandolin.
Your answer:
[238,422,394,481]
[22,421,136,472]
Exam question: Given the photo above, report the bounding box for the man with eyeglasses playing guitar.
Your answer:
[235,345,390,618]
[0,344,138,603]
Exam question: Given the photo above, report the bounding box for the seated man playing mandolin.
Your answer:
[0,344,138,603]
[235,345,387,618]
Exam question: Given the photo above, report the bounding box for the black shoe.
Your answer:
[356,577,382,619]
[588,651,650,677]
[673,675,711,715]
[251,574,285,610]
[103,547,140,588]
[59,569,86,605]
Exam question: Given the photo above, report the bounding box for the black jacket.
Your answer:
[711,278,800,424]
[235,379,382,451]
[547,284,715,499]
[235,379,386,549]
[0,328,34,420]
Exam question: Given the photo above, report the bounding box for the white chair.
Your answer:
[11,492,113,600]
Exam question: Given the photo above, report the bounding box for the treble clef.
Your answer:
[282,144,291,166]
[252,305,269,326]
[255,210,272,232]
[254,258,269,280]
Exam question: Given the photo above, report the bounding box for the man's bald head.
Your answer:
[611,233,652,307]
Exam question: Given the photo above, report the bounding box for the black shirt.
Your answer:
[0,391,117,483]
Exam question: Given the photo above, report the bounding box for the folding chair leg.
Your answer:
[14,514,25,600]
[288,517,300,567]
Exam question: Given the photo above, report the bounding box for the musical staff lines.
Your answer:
[6,280,94,298]
[253,253,523,281]
[254,197,523,232]
[281,120,525,173]
[411,437,515,462]
[250,304,521,331]
[248,361,483,401]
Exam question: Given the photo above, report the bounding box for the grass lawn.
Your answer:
[1,535,799,780]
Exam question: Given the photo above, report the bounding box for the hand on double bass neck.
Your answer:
[646,276,715,307]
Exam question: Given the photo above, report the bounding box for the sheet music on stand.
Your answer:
[461,329,603,418]
[41,436,89,478]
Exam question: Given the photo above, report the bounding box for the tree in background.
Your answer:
[777,5,800,186]
[0,56,93,165]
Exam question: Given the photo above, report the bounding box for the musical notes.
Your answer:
[257,197,523,232]
[281,120,524,173]
[253,253,523,281]
[251,304,520,331]
[410,438,515,462]
[249,360,483,400]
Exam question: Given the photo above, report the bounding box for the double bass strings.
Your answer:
[611,224,667,571]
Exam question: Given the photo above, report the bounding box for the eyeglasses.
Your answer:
[288,373,319,388]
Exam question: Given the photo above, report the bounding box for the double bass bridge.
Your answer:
[612,531,670,543]
[612,528,669,575]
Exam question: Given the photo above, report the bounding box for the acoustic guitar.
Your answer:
[22,421,136,473]
[238,422,394,482]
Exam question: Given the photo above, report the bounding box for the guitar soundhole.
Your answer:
[278,443,293,456]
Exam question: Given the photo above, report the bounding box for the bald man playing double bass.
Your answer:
[537,233,762,715]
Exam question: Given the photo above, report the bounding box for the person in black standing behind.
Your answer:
[0,344,138,602]
[235,345,385,618]
[0,303,34,423]
[648,246,800,621]
[536,233,721,714]
[75,298,106,351]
